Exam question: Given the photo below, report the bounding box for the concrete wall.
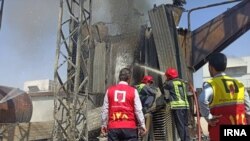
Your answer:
[203,56,250,92]
[30,96,54,122]
[23,79,55,93]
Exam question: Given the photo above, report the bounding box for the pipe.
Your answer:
[187,0,242,31]
[134,63,165,75]
[188,83,202,141]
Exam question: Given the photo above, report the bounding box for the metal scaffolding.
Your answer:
[53,0,92,140]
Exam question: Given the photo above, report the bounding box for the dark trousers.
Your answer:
[142,96,155,113]
[108,128,138,141]
[172,109,190,141]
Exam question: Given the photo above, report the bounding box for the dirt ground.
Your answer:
[189,117,209,140]
[200,117,209,136]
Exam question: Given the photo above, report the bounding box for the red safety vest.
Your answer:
[207,75,246,141]
[107,83,137,129]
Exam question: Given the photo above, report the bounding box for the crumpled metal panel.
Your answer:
[0,85,32,123]
[148,4,184,141]
[92,42,106,94]
[148,4,186,80]
[149,5,177,73]
[191,0,250,71]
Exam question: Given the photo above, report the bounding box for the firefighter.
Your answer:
[198,52,250,141]
[163,68,190,141]
[101,68,147,141]
[136,75,157,114]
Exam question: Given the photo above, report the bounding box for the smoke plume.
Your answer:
[92,0,170,35]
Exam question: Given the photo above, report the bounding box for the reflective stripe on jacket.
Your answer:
[164,79,189,109]
[136,83,145,94]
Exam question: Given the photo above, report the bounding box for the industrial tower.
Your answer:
[53,0,92,140]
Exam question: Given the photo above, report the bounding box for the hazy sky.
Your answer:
[0,0,249,89]
[0,0,58,89]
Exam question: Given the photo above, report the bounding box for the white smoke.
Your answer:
[92,0,171,35]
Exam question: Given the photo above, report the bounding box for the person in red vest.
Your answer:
[198,52,250,141]
[101,67,147,140]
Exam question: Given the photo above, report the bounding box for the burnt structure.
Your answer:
[53,0,250,140]
[1,0,250,141]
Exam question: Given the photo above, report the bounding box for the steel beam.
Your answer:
[53,0,92,140]
[190,0,250,71]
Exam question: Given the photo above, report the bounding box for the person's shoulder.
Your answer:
[174,78,186,82]
[223,75,244,84]
[115,82,136,89]
[234,78,244,86]
[163,80,171,87]
[127,85,137,90]
[144,84,155,89]
[166,79,175,85]
[203,82,212,89]
[147,85,158,92]
[107,84,117,90]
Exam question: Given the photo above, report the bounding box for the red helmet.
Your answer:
[141,75,153,84]
[165,68,178,79]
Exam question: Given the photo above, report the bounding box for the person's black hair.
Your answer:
[119,68,131,81]
[208,52,227,71]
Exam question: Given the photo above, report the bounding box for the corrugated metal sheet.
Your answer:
[92,42,106,93]
[149,5,177,72]
[134,26,162,87]
[178,33,193,82]
[168,6,184,27]
[148,5,186,80]
[191,0,250,71]
[0,86,32,123]
[148,4,185,141]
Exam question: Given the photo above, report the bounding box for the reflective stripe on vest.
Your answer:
[170,80,189,109]
[136,83,145,93]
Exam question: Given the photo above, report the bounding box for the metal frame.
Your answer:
[187,0,242,31]
[53,0,92,140]
[187,0,250,71]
